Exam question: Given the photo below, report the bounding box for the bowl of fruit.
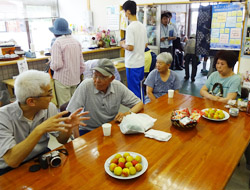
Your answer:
[201,108,229,121]
[104,152,148,179]
[171,108,202,130]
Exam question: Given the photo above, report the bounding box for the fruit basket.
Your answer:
[171,108,202,130]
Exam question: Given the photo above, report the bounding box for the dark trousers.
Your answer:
[184,54,198,80]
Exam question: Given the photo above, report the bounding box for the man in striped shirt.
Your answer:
[49,18,85,107]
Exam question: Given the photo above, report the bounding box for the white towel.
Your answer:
[144,129,172,142]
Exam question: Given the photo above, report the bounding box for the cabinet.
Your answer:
[137,5,161,55]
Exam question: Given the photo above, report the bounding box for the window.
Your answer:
[0,0,58,51]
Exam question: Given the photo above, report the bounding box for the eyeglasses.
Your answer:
[33,94,53,98]
[29,93,53,99]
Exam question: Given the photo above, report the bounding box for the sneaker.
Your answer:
[184,76,189,80]
[191,78,195,82]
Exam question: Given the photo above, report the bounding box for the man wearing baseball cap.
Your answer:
[66,59,143,135]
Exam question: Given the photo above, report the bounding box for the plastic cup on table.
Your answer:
[168,89,174,98]
[102,123,112,136]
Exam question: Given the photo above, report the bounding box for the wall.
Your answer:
[90,0,189,29]
[58,0,87,26]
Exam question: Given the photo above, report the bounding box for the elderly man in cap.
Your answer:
[67,59,144,136]
[0,70,89,175]
[49,18,85,107]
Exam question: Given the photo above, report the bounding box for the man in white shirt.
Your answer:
[120,0,148,101]
[160,13,177,54]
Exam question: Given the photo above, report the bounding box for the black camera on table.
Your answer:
[39,150,61,169]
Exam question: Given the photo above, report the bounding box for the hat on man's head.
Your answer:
[49,18,72,35]
[92,59,115,77]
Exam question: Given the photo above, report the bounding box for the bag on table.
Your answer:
[119,113,156,134]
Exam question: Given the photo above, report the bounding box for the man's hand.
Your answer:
[65,108,90,128]
[160,37,166,42]
[36,111,75,134]
[114,112,130,123]
[120,40,125,47]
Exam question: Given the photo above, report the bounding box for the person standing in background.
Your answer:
[120,1,148,101]
[49,18,85,107]
[166,12,182,70]
[160,13,177,54]
[184,34,198,82]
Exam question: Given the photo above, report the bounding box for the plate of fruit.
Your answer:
[201,108,230,121]
[104,152,148,179]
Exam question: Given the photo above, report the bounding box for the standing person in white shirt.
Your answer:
[160,13,177,54]
[49,18,85,107]
[120,1,148,101]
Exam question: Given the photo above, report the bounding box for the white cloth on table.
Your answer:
[144,129,172,142]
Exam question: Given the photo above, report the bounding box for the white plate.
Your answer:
[104,151,148,180]
[201,108,230,121]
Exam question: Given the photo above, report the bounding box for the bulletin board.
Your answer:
[210,3,244,50]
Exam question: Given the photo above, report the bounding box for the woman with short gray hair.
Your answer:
[144,52,181,104]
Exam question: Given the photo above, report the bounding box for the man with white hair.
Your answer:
[67,58,144,136]
[0,70,89,175]
[144,52,181,104]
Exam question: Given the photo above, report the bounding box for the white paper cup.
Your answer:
[168,89,174,98]
[102,123,112,136]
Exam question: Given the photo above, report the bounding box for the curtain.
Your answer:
[195,5,212,56]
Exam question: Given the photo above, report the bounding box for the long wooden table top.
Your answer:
[0,93,249,189]
[0,47,121,66]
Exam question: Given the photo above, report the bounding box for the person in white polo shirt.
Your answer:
[120,1,148,101]
[66,59,144,136]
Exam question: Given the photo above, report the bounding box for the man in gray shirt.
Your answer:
[67,59,144,135]
[0,70,89,175]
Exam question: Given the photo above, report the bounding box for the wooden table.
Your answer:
[2,79,15,97]
[0,93,249,189]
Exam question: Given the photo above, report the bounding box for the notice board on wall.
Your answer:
[210,3,244,50]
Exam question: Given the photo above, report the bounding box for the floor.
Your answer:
[48,61,250,190]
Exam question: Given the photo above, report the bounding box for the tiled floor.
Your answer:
[49,61,249,189]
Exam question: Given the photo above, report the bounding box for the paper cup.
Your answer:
[102,123,112,136]
[168,89,174,98]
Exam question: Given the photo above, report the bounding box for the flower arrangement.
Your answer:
[96,29,111,47]
[96,29,116,48]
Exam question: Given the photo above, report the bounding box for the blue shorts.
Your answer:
[126,67,144,101]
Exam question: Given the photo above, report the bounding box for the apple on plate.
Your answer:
[110,158,118,164]
[131,160,138,166]
[126,155,134,162]
[114,166,122,176]
[118,162,125,169]
[125,161,133,168]
[121,168,130,177]
[129,166,136,175]
[118,157,126,163]
[109,163,117,172]
[135,163,143,172]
